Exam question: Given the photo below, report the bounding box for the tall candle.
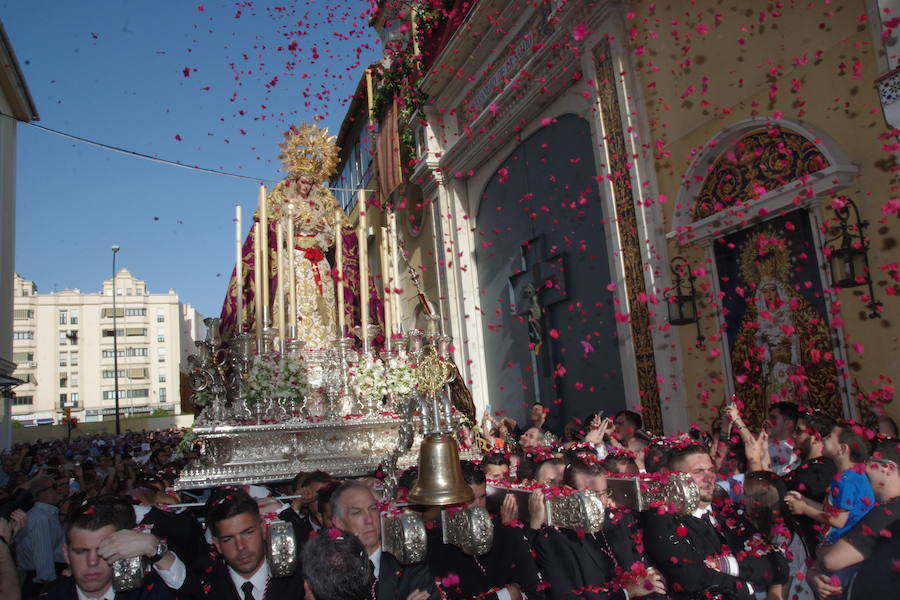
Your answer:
[335,208,345,336]
[358,190,369,349]
[387,210,401,335]
[379,226,392,349]
[287,204,297,339]
[276,219,285,343]
[235,205,243,333]
[258,184,269,327]
[253,222,263,349]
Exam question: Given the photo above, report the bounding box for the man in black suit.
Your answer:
[279,471,334,548]
[180,488,304,600]
[330,480,436,600]
[535,458,665,600]
[130,475,204,568]
[642,445,788,600]
[38,496,180,600]
[423,462,546,600]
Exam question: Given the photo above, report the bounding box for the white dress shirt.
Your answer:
[228,559,271,600]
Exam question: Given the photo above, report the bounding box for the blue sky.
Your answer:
[3,0,380,317]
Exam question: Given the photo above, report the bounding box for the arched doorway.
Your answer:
[672,119,858,427]
[474,114,626,434]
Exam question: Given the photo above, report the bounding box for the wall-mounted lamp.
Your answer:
[825,197,882,319]
[665,256,705,348]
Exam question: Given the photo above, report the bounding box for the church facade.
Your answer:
[363,0,900,434]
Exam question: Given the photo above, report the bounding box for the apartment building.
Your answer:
[10,270,203,425]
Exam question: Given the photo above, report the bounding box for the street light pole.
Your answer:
[111,245,121,435]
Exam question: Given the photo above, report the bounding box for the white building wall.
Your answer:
[10,270,201,425]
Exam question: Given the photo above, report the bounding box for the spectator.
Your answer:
[766,401,800,475]
[0,511,26,600]
[16,473,68,597]
[811,438,900,599]
[785,424,874,552]
[742,471,813,600]
[301,528,373,600]
[783,410,838,551]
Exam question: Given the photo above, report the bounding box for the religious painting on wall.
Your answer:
[713,209,844,427]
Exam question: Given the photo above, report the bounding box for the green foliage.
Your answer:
[150,408,172,417]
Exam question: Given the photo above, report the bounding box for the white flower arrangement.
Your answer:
[245,353,309,402]
[274,353,309,399]
[245,355,278,402]
[352,352,388,402]
[385,350,417,397]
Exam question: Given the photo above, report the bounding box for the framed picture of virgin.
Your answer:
[712,209,844,427]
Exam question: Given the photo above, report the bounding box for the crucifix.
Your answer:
[508,236,569,402]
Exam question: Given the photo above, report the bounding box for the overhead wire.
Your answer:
[0,111,369,192]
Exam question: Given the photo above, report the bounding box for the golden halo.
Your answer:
[738,227,793,287]
[277,121,340,182]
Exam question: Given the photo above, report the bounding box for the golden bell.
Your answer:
[408,433,474,506]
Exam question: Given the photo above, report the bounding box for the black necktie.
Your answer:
[241,581,254,600]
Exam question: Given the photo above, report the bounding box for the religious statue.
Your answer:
[219,122,368,349]
[269,123,344,348]
[729,228,842,427]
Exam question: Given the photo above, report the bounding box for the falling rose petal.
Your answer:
[549,329,560,339]
[852,343,864,354]
[573,24,589,41]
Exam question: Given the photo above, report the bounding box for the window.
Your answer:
[59,374,67,387]
[101,307,125,318]
[68,330,78,345]
[126,327,147,337]
[102,349,123,358]
[13,331,34,340]
[13,352,34,362]
[14,309,33,320]
[102,328,124,337]
[59,352,67,367]
[70,309,78,324]
[126,368,148,379]
[159,388,167,403]
[70,352,78,366]
[70,373,79,387]
[158,367,167,383]
[158,348,167,363]
[157,327,165,342]
[102,370,125,379]
[70,393,79,406]
[59,331,69,345]
[12,395,33,406]
[125,308,147,317]
[59,310,67,325]
[157,308,165,323]
[102,390,120,400]
[126,347,148,357]
[59,393,67,406]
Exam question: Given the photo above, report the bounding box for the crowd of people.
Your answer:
[0,401,898,600]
